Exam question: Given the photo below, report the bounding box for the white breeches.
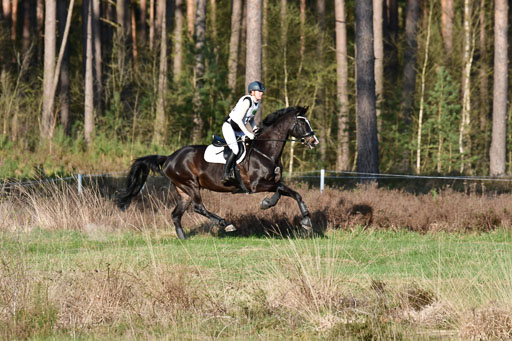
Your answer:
[222,122,240,155]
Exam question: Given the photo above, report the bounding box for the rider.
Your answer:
[221,81,265,183]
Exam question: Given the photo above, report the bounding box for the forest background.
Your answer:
[0,0,509,180]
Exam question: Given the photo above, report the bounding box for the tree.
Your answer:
[58,0,70,132]
[489,0,508,175]
[84,0,94,145]
[441,0,454,55]
[227,0,242,94]
[401,0,420,127]
[173,0,184,79]
[373,0,384,136]
[459,0,474,173]
[335,0,350,171]
[355,0,379,175]
[192,0,207,143]
[41,0,57,140]
[245,0,262,123]
[93,0,102,115]
[153,0,167,145]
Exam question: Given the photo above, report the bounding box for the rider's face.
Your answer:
[252,90,264,101]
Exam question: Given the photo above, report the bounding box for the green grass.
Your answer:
[2,228,512,339]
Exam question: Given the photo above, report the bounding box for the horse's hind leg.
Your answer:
[187,188,236,232]
[171,187,192,240]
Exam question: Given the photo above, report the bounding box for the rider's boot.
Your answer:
[221,150,236,184]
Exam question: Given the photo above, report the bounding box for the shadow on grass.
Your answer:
[188,209,329,239]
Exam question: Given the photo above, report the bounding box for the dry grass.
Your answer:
[2,181,512,338]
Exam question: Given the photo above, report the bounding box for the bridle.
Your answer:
[252,114,316,144]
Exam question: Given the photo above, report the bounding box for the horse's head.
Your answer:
[290,106,319,149]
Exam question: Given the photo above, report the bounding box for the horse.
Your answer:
[115,106,319,239]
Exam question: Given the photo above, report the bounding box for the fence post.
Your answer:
[78,173,82,195]
[320,169,325,193]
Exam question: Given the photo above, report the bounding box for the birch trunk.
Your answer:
[416,5,432,173]
[459,0,473,173]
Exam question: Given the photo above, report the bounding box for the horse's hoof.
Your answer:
[260,198,271,210]
[225,224,237,232]
[176,228,187,240]
[300,217,313,232]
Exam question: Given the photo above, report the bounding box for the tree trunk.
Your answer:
[441,0,454,55]
[93,0,102,115]
[210,0,217,44]
[490,0,508,175]
[41,0,57,140]
[149,0,154,50]
[384,0,398,81]
[173,0,184,79]
[262,0,268,82]
[335,0,350,171]
[297,0,305,76]
[227,0,242,93]
[192,0,207,143]
[11,0,17,42]
[187,0,195,37]
[316,0,326,164]
[131,0,138,68]
[373,0,384,138]
[459,0,473,173]
[37,0,43,62]
[479,0,488,138]
[356,0,379,176]
[246,0,262,123]
[140,0,147,44]
[84,0,94,146]
[21,0,31,57]
[116,0,127,66]
[153,0,167,145]
[401,0,420,126]
[416,5,432,174]
[58,0,70,132]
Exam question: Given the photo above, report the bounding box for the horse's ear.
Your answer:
[303,106,309,115]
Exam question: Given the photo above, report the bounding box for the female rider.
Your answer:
[221,81,265,184]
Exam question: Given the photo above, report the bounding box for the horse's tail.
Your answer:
[115,154,168,210]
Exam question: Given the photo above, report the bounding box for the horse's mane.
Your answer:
[262,106,303,127]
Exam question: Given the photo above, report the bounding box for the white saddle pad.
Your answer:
[204,144,246,164]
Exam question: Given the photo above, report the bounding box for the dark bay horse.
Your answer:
[116,106,319,239]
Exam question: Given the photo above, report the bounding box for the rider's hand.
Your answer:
[246,132,255,140]
[253,127,260,136]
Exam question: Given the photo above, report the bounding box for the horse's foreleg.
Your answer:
[261,191,281,210]
[275,183,312,232]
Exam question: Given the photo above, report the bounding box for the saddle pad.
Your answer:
[204,144,246,164]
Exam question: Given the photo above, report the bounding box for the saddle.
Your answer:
[204,135,247,164]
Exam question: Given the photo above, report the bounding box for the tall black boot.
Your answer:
[221,151,236,184]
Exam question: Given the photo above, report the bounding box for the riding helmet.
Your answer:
[248,81,265,93]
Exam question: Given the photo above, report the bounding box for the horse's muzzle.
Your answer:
[303,135,319,149]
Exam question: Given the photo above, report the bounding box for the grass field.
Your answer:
[2,228,512,339]
[2,182,512,339]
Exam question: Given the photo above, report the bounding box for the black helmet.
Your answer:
[248,81,265,93]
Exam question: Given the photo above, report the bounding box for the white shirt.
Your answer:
[228,95,259,136]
